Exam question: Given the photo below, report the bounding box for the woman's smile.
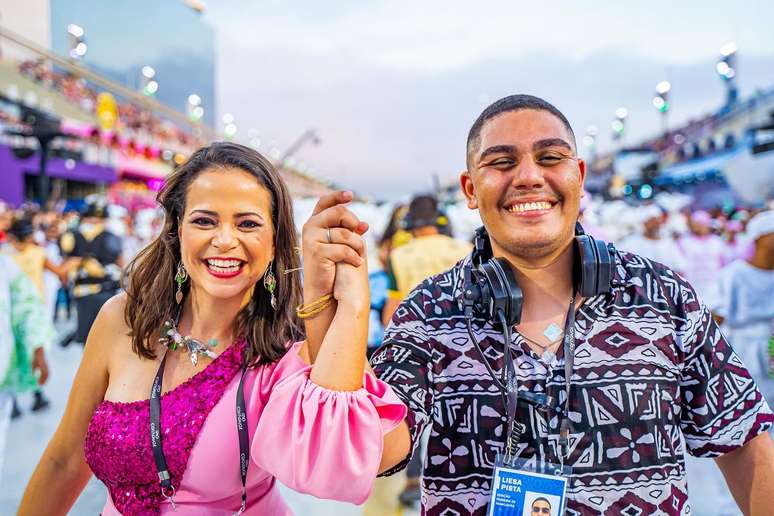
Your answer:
[203,257,246,278]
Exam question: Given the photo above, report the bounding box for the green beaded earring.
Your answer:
[174,262,188,304]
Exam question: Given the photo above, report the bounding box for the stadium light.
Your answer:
[653,82,670,114]
[612,107,627,140]
[187,94,204,122]
[140,66,159,96]
[653,81,671,136]
[717,42,739,107]
[143,80,159,96]
[67,24,87,59]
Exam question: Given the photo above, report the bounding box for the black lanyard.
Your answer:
[471,297,577,465]
[150,350,250,514]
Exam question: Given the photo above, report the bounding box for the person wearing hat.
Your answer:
[379,194,471,508]
[677,210,727,307]
[382,195,471,329]
[714,210,774,402]
[58,198,124,346]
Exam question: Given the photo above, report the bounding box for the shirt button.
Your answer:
[501,416,507,422]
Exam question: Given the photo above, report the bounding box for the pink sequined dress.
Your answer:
[84,341,406,515]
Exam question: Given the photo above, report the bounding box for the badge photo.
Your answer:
[488,463,568,516]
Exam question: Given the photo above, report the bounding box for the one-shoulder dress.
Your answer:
[84,341,406,514]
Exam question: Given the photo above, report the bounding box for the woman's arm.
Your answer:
[309,261,370,391]
[18,295,120,515]
[308,260,413,470]
[301,191,368,364]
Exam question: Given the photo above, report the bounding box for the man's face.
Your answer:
[531,499,552,514]
[461,109,585,262]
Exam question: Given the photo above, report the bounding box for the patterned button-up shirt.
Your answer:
[372,250,774,515]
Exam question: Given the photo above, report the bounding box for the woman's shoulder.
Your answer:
[88,293,134,355]
[96,292,130,329]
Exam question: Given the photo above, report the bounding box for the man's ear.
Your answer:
[460,171,478,210]
[577,158,587,190]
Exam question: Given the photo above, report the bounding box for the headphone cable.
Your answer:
[466,316,508,409]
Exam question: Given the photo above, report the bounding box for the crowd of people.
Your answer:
[15,59,201,155]
[0,96,773,515]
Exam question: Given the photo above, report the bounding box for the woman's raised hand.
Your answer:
[302,191,369,300]
[333,259,370,313]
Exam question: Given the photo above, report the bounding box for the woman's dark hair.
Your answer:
[379,205,406,248]
[123,142,302,366]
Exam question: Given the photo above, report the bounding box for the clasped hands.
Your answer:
[301,191,371,315]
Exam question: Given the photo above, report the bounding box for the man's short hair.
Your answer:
[466,94,576,169]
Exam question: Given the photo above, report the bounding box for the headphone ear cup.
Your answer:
[574,234,596,298]
[480,258,523,326]
[596,240,614,294]
[575,234,614,297]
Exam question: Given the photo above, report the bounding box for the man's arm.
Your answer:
[371,283,435,476]
[716,432,774,515]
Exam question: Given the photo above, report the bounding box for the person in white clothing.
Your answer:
[677,210,726,307]
[618,204,686,273]
[713,211,774,405]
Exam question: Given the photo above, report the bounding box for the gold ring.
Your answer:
[326,227,332,244]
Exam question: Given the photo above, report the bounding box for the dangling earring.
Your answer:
[174,262,188,304]
[263,259,277,310]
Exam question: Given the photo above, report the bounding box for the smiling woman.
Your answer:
[18,142,407,515]
[125,143,300,366]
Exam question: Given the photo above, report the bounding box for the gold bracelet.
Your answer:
[296,293,335,319]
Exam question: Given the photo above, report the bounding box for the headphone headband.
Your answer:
[464,223,614,324]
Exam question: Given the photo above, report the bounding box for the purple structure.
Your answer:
[0,144,116,206]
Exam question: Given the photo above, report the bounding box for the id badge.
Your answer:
[487,455,571,516]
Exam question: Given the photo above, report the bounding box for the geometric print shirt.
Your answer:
[371,250,774,516]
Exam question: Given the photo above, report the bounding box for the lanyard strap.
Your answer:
[499,310,521,462]
[235,365,249,514]
[500,297,577,464]
[558,297,576,464]
[149,350,250,514]
[150,351,176,504]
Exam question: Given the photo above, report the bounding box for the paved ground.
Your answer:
[0,318,745,515]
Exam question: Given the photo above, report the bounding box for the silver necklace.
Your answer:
[519,332,564,363]
[517,309,570,363]
[158,314,218,367]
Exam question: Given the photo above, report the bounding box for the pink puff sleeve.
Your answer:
[251,358,407,504]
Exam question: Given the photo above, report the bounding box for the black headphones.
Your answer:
[462,222,615,327]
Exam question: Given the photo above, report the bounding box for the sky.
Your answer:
[205,0,774,199]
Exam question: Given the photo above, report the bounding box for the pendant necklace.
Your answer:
[519,332,564,364]
[158,309,219,367]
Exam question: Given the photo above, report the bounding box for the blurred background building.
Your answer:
[0,0,331,211]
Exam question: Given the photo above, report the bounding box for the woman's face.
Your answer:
[178,167,275,304]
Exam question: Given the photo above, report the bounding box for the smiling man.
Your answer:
[372,95,774,515]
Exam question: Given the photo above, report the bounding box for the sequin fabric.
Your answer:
[84,341,245,515]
